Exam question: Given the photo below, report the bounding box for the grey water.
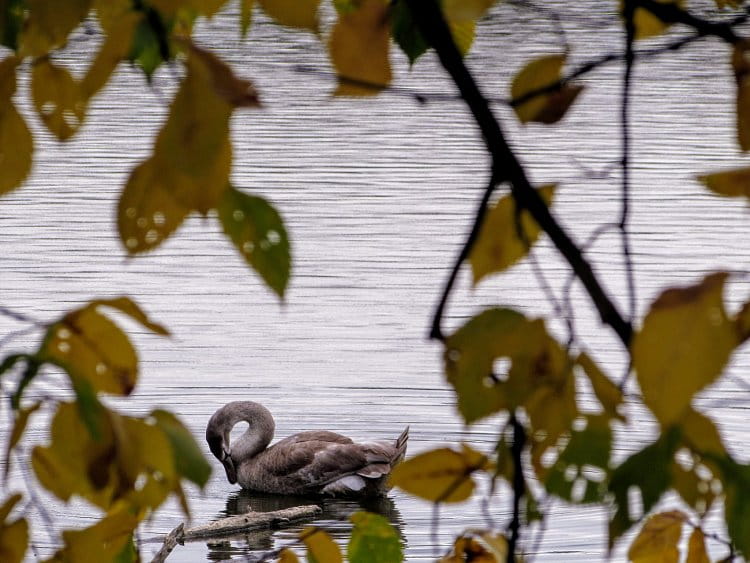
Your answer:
[2,0,750,560]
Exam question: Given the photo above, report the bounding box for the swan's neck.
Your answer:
[228,402,275,463]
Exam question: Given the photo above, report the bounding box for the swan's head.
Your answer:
[206,419,238,484]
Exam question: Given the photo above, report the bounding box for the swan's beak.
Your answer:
[220,449,237,484]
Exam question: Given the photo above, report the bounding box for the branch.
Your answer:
[507,414,526,562]
[621,1,637,321]
[636,0,740,43]
[407,0,633,348]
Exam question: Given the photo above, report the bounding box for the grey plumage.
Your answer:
[206,401,409,497]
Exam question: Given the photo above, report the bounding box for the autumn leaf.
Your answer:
[151,410,211,487]
[577,352,625,421]
[470,184,555,282]
[302,527,343,563]
[0,57,33,197]
[0,494,27,563]
[686,528,710,563]
[218,186,291,298]
[621,0,685,40]
[31,60,85,140]
[50,509,138,562]
[390,444,490,503]
[698,166,750,199]
[348,512,402,563]
[259,0,321,31]
[442,0,495,22]
[628,510,686,562]
[511,55,583,124]
[278,548,300,563]
[733,40,750,151]
[633,272,738,427]
[440,531,508,563]
[19,0,92,57]
[118,158,191,254]
[329,0,391,96]
[4,402,42,481]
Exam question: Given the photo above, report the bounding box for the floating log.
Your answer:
[149,505,322,562]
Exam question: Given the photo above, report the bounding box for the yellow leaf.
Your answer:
[621,0,685,40]
[4,402,42,481]
[278,548,300,563]
[698,166,750,199]
[735,300,750,342]
[118,158,191,254]
[628,510,686,562]
[31,402,116,507]
[40,305,139,396]
[633,273,738,426]
[88,297,169,335]
[259,0,321,31]
[0,56,17,104]
[511,55,582,124]
[153,51,235,213]
[302,527,342,563]
[93,0,133,33]
[0,103,33,196]
[19,0,92,57]
[181,41,261,108]
[679,408,726,457]
[440,531,507,562]
[0,495,27,563]
[732,40,750,151]
[329,0,391,96]
[686,528,710,563]
[217,186,291,298]
[442,0,495,22]
[56,509,138,562]
[240,0,255,36]
[577,352,625,421]
[81,12,141,100]
[390,445,489,503]
[470,184,555,282]
[31,60,85,141]
[450,20,475,56]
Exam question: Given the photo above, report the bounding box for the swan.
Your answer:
[206,401,409,497]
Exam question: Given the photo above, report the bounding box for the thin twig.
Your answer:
[0,307,45,327]
[507,414,526,562]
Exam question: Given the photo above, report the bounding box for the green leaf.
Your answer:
[608,428,679,548]
[218,186,291,298]
[633,273,737,427]
[628,510,686,563]
[545,415,611,504]
[151,410,211,487]
[240,0,254,36]
[390,444,490,503]
[348,512,402,563]
[0,0,23,50]
[715,458,750,557]
[130,13,169,78]
[391,1,428,65]
[470,184,555,283]
[511,55,583,124]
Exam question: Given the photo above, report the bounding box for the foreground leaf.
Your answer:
[622,0,685,40]
[302,527,342,563]
[577,353,625,421]
[49,509,138,562]
[151,410,211,487]
[686,528,709,563]
[511,55,583,124]
[390,444,489,503]
[628,510,686,562]
[633,272,737,426]
[218,186,291,298]
[348,512,402,563]
[0,494,27,563]
[0,0,24,49]
[734,40,750,151]
[259,0,321,31]
[440,531,507,563]
[118,158,191,254]
[698,166,750,199]
[609,428,679,547]
[0,58,33,196]
[19,0,92,57]
[4,402,42,481]
[31,60,85,140]
[470,184,555,282]
[329,0,391,95]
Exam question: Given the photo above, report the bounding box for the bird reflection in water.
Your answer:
[205,490,405,561]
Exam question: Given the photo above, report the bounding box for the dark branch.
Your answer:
[621,1,637,321]
[407,0,633,348]
[636,0,740,43]
[507,413,526,562]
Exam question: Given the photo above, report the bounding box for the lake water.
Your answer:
[2,0,750,560]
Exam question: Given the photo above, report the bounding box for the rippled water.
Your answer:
[2,1,750,561]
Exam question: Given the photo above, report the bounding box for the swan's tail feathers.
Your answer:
[393,426,409,465]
